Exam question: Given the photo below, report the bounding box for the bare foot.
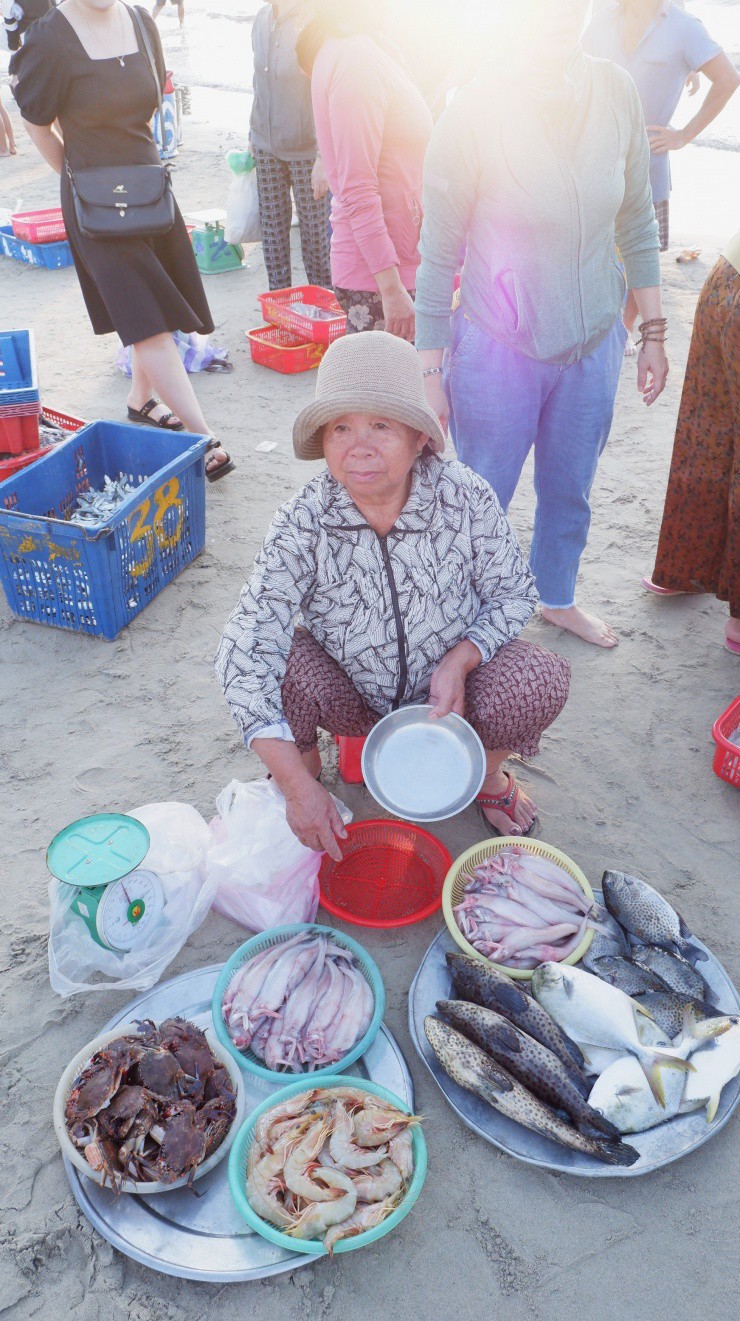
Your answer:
[479,769,537,837]
[624,338,637,358]
[541,605,618,648]
[205,445,232,477]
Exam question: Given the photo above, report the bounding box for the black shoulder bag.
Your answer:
[65,5,175,240]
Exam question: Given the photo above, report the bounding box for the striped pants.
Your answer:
[252,148,331,291]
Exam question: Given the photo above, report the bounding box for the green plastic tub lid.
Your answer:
[46,813,150,888]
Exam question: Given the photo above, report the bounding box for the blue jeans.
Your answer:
[446,314,627,608]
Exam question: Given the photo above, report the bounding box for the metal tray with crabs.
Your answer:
[63,964,415,1281]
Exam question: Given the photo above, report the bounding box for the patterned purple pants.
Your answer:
[282,628,570,757]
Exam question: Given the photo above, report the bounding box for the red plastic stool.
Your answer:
[336,735,366,783]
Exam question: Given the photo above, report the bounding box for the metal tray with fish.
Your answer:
[409,907,740,1177]
[64,964,415,1280]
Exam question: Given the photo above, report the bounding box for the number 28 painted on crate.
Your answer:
[127,477,184,578]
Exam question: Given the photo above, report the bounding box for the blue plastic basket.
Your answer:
[0,421,208,639]
[211,923,386,1083]
[0,226,74,270]
[0,329,39,410]
[228,1075,427,1256]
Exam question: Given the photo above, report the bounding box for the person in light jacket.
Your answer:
[416,0,668,649]
[216,333,570,856]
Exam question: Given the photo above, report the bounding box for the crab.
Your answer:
[133,1104,207,1184]
[196,1097,236,1158]
[158,1018,216,1083]
[134,1046,185,1099]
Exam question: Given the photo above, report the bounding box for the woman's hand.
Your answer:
[381,284,416,341]
[428,639,482,720]
[637,341,669,406]
[311,156,329,201]
[284,779,347,862]
[423,373,450,435]
[646,124,687,154]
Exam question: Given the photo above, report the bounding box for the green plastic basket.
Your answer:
[211,923,385,1082]
[228,1074,427,1256]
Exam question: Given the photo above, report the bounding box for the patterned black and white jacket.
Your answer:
[216,455,538,746]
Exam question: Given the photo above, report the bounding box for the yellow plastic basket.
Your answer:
[441,836,594,980]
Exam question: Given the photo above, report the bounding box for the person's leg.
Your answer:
[130,334,231,476]
[289,158,332,288]
[334,287,386,333]
[152,1,165,18]
[177,1,184,23]
[0,102,16,157]
[128,351,185,428]
[465,639,571,835]
[253,148,293,291]
[530,318,627,646]
[445,314,553,512]
[282,629,379,769]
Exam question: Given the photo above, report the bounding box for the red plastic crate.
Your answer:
[0,412,40,455]
[0,446,51,483]
[11,208,67,244]
[257,285,346,345]
[246,325,327,374]
[40,406,87,432]
[712,695,740,787]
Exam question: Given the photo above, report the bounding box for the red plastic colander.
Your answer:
[318,819,453,929]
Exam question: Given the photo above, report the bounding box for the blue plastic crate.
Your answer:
[0,226,74,270]
[0,421,208,639]
[0,329,39,409]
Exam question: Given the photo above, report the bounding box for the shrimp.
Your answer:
[352,1106,420,1149]
[253,1091,319,1150]
[246,1145,294,1229]
[328,1101,389,1170]
[352,1158,402,1203]
[286,1169,357,1240]
[388,1130,413,1182]
[323,1191,403,1254]
[283,1117,337,1200]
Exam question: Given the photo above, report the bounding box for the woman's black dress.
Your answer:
[11,6,214,346]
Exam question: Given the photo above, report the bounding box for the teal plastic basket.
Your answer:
[227,1074,427,1256]
[211,923,385,1083]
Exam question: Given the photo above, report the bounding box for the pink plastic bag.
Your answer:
[206,779,352,932]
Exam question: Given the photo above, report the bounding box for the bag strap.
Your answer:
[127,4,166,128]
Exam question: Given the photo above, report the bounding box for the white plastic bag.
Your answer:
[206,778,352,932]
[224,152,261,245]
[48,803,217,998]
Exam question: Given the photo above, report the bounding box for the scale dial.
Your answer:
[96,869,164,951]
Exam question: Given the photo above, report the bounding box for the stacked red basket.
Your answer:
[247,284,347,374]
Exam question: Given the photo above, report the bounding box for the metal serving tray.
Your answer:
[409,899,740,1178]
[64,964,414,1281]
[361,705,486,822]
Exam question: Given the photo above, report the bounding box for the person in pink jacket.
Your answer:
[297,0,432,341]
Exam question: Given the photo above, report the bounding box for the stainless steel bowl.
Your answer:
[361,705,487,823]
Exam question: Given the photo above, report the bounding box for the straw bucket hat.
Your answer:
[292,331,447,460]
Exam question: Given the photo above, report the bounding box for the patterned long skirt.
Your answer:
[281,628,571,756]
[652,256,740,616]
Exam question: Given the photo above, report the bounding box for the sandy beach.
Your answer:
[1,8,739,1316]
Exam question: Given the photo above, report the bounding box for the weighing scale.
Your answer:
[47,813,165,952]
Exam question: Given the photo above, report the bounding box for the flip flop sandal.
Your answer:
[476,771,538,839]
[641,575,687,596]
[724,636,740,655]
[205,438,236,483]
[127,398,185,431]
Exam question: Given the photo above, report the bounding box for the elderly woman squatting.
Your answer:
[216,334,570,858]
